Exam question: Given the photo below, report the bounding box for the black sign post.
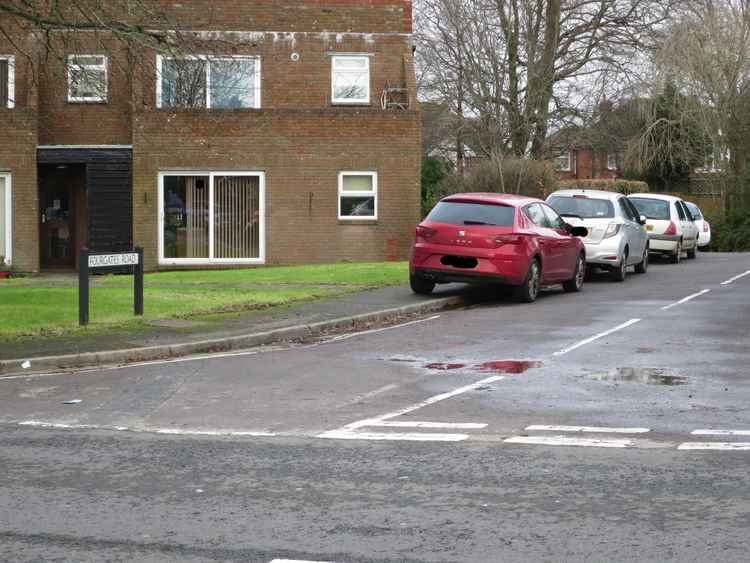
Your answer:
[79,247,144,327]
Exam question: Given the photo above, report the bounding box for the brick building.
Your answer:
[552,147,620,181]
[0,0,420,272]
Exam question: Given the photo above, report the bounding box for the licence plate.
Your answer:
[646,225,654,232]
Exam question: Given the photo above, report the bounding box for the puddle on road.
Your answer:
[584,367,688,386]
[422,360,542,375]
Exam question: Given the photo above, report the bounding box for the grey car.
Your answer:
[547,189,649,281]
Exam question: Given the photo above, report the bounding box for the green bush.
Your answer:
[421,157,450,218]
[557,179,649,195]
[709,208,750,251]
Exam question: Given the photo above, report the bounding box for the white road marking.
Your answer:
[369,421,487,429]
[318,430,469,442]
[691,429,750,436]
[661,289,711,311]
[505,436,633,448]
[320,315,440,344]
[721,270,750,285]
[270,560,334,563]
[318,375,504,441]
[16,420,275,437]
[678,442,750,451]
[553,319,641,357]
[525,425,650,434]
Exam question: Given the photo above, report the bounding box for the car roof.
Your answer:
[441,192,542,207]
[548,189,623,201]
[629,193,683,202]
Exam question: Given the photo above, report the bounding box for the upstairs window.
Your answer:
[331,55,370,104]
[68,55,107,102]
[0,55,15,108]
[157,56,261,109]
[339,172,377,220]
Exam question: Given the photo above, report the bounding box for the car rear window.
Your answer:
[547,195,614,219]
[630,197,670,220]
[685,202,703,220]
[427,201,516,226]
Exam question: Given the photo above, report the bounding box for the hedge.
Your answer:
[557,179,649,195]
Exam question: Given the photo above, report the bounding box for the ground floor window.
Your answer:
[338,171,377,220]
[159,172,265,264]
[0,174,10,264]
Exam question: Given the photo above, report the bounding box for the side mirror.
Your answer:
[570,226,589,237]
[638,215,647,225]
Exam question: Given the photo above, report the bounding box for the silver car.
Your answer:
[547,189,649,281]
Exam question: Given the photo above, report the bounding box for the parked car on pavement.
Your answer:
[685,201,712,248]
[546,189,649,281]
[410,193,588,303]
[629,194,700,263]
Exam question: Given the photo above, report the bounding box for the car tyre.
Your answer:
[410,273,435,295]
[687,239,698,259]
[670,241,682,264]
[611,252,628,282]
[515,259,541,303]
[635,246,649,274]
[563,254,586,293]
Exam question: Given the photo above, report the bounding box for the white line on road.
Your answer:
[17,420,275,437]
[691,429,750,436]
[661,289,711,311]
[370,421,488,429]
[319,315,441,344]
[318,430,469,442]
[505,435,633,448]
[721,270,750,285]
[552,319,641,357]
[525,425,650,434]
[270,559,334,563]
[678,442,750,451]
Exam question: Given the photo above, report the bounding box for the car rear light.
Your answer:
[573,194,589,199]
[664,221,677,235]
[416,225,437,240]
[703,221,710,232]
[493,234,524,246]
[603,223,621,239]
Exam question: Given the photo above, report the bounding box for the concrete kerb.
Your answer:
[0,295,465,377]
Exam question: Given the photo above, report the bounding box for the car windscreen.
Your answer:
[426,201,516,226]
[685,203,703,220]
[630,197,670,220]
[547,196,614,219]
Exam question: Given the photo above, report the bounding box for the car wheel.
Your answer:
[410,273,435,295]
[515,259,541,303]
[687,239,698,259]
[670,241,682,264]
[635,246,649,274]
[611,252,628,282]
[563,255,585,293]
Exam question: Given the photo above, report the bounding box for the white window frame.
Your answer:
[67,54,108,103]
[158,171,266,265]
[1,172,11,265]
[606,152,618,171]
[331,55,371,105]
[0,55,14,109]
[338,171,378,221]
[156,55,262,109]
[554,152,572,172]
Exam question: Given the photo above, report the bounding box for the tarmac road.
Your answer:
[1,252,749,562]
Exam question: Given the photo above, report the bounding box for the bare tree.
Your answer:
[416,0,677,160]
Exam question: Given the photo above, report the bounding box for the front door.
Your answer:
[40,182,76,268]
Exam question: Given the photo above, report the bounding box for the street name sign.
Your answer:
[88,253,139,269]
[79,248,144,326]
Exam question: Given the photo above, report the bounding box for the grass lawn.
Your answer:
[0,262,408,340]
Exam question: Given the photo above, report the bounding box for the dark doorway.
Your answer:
[39,164,87,270]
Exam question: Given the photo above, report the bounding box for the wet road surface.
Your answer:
[1,253,750,561]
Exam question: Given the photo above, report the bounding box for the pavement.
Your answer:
[0,284,470,374]
[1,252,750,562]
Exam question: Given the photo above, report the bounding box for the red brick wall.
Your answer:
[554,148,617,181]
[133,108,421,270]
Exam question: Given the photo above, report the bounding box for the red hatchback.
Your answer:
[410,193,588,302]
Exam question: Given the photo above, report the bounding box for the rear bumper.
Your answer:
[698,232,711,247]
[648,234,680,253]
[412,267,520,286]
[583,236,624,267]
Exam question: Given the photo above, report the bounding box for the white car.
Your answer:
[685,201,712,248]
[629,194,700,263]
[547,189,649,281]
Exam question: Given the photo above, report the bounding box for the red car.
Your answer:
[410,193,588,302]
